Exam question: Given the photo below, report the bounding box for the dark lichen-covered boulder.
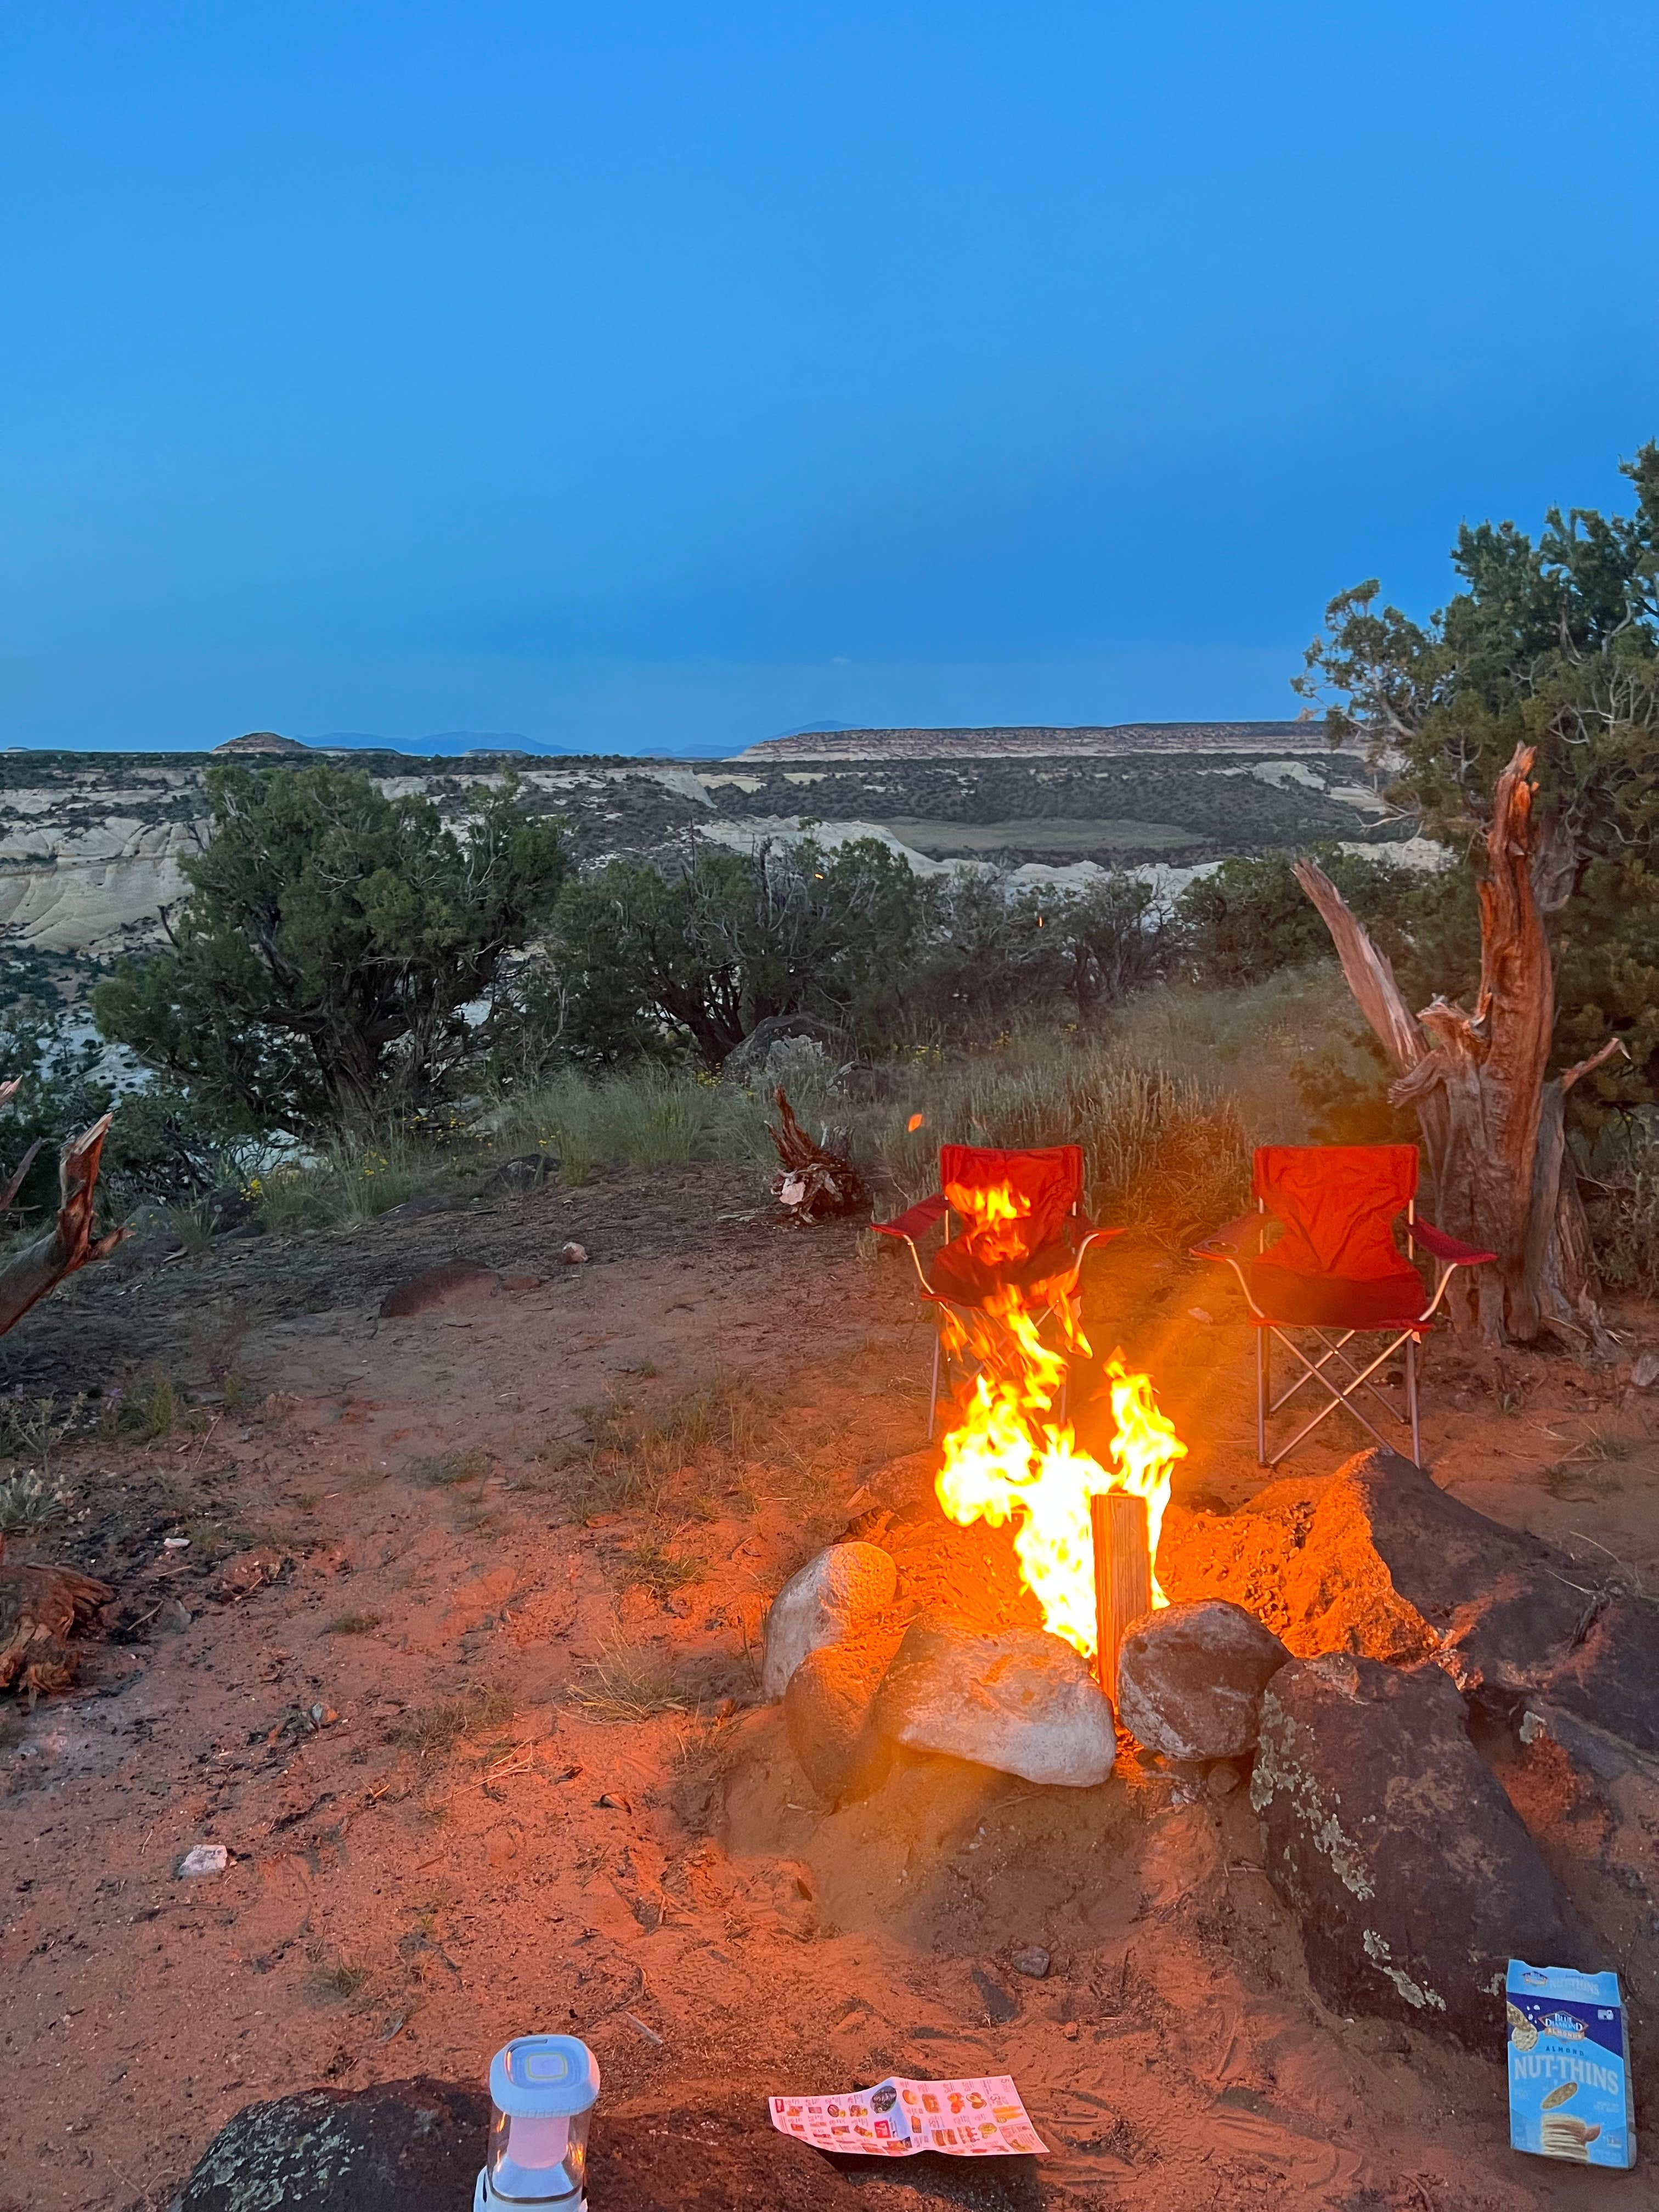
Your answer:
[1252,1654,1591,2049]
[173,2078,489,2211]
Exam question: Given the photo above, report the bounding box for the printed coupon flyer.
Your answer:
[769,2074,1049,2158]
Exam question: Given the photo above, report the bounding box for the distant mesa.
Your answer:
[213,730,313,757]
[314,730,575,758]
[738,719,1333,761]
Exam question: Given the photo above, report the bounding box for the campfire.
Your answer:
[930,1178,1186,1669]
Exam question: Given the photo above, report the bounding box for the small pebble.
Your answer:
[309,1703,338,1728]
[561,1242,589,1265]
[162,1536,190,1551]
[1012,1945,1051,1979]
[1063,2021,1080,2041]
[1206,1760,1243,1799]
[177,1844,229,1880]
[1187,1306,1214,1325]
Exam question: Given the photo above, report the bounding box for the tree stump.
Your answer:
[1297,744,1622,1348]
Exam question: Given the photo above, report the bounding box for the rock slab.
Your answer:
[173,2079,490,2211]
[1115,1599,1289,1760]
[1279,1448,1659,1753]
[873,1619,1116,1787]
[761,1542,897,1699]
[1252,1654,1589,2048]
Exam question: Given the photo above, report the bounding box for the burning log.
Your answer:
[928,1173,1185,1662]
[0,1113,126,1339]
[766,1088,867,1224]
[1090,1491,1150,1706]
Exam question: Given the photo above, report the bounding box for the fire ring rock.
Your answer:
[785,1627,901,1800]
[873,1618,1116,1787]
[1115,1599,1289,1761]
[760,1542,898,1699]
[1252,1652,1591,2049]
[172,2078,490,2210]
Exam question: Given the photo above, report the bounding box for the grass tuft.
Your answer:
[568,1370,770,1521]
[395,1684,516,1758]
[621,1534,705,1595]
[412,1447,492,1488]
[307,1959,368,2004]
[0,1467,70,1536]
[568,1632,691,1723]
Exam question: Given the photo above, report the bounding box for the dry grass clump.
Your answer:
[395,1683,516,1758]
[413,1446,492,1488]
[567,1631,692,1723]
[306,1957,368,2005]
[621,1534,706,1595]
[565,1370,771,1521]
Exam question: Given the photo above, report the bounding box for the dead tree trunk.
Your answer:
[1295,743,1621,1352]
[0,1115,126,1338]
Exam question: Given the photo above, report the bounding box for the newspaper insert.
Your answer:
[769,2074,1048,2158]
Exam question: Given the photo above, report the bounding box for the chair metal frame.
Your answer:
[1193,1170,1493,1469]
[873,1149,1122,1437]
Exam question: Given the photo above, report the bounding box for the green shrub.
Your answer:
[1175,848,1419,989]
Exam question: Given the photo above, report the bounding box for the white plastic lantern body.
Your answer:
[477,2035,600,2208]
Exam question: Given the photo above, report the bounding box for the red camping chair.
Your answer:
[873,1142,1124,1437]
[1193,1144,1493,1468]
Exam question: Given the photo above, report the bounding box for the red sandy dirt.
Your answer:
[2,1163,1656,2210]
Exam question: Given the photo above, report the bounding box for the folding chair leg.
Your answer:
[1256,1329,1268,1465]
[928,1324,942,1441]
[1407,1334,1420,1466]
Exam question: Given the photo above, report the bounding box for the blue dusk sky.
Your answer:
[3,2,1656,755]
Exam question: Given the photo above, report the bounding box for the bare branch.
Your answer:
[0,1115,127,1339]
[1560,1035,1630,1095]
[1291,859,1425,1076]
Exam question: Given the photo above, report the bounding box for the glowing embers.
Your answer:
[933,1284,1184,1662]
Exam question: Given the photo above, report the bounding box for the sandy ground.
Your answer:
[2,1164,1656,2211]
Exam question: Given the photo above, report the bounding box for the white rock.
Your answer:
[873,1620,1116,1787]
[1633,1350,1659,1391]
[560,1242,588,1265]
[760,1542,897,1699]
[177,1844,229,1879]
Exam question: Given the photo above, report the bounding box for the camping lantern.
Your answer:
[475,2035,601,2209]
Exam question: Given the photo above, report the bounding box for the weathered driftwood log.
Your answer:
[1296,744,1622,1350]
[0,1114,127,1339]
[767,1087,867,1224]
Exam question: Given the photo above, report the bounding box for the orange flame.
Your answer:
[934,1268,1185,1659]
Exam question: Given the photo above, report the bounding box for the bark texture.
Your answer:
[1296,743,1616,1348]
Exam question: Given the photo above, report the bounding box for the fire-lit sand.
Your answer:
[2,1162,1657,2208]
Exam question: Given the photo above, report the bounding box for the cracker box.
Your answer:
[1506,1960,1635,2169]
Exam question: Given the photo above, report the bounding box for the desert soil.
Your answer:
[1,1163,1655,2211]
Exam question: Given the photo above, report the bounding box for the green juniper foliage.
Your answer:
[94,763,567,1133]
[1296,442,1659,1108]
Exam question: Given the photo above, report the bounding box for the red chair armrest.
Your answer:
[1191,1211,1262,1262]
[1412,1220,1497,1267]
[872,1193,949,1241]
